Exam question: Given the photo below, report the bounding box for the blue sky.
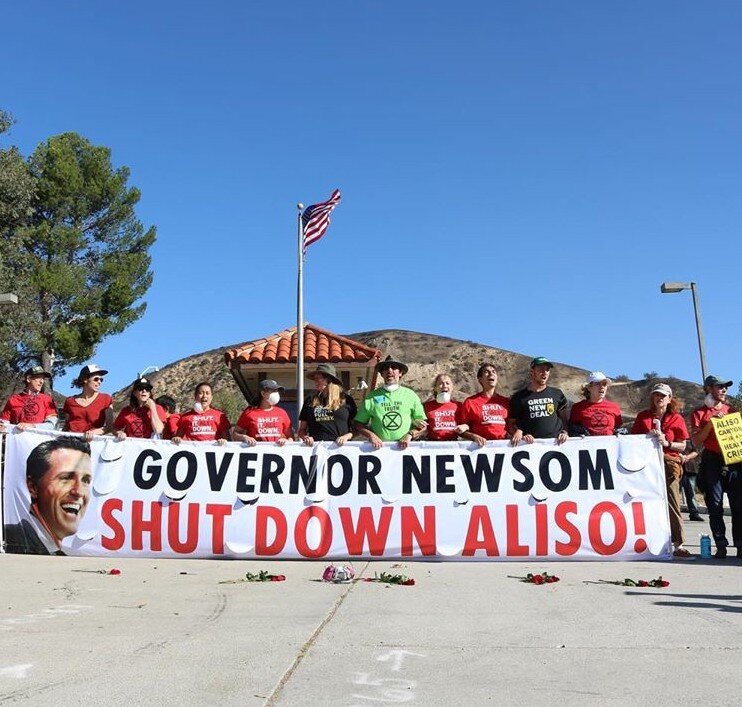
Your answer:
[2,1,741,394]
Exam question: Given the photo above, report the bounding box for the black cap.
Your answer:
[704,375,733,388]
[530,357,553,369]
[259,379,284,392]
[132,376,154,391]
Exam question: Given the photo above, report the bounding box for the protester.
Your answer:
[62,364,112,440]
[422,373,465,442]
[458,364,509,446]
[298,364,357,446]
[3,436,91,554]
[691,375,741,559]
[355,355,426,450]
[508,357,569,445]
[631,383,691,558]
[568,372,623,436]
[156,395,180,440]
[0,366,57,432]
[172,382,230,444]
[232,379,293,446]
[113,377,166,439]
[681,442,703,522]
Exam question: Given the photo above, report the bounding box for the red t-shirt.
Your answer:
[631,410,689,457]
[423,399,461,441]
[163,413,181,440]
[63,393,113,433]
[236,407,292,442]
[176,407,231,441]
[691,403,735,454]
[1,392,57,425]
[569,399,623,436]
[458,392,510,440]
[113,404,167,438]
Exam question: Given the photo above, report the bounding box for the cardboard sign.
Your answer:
[711,412,742,465]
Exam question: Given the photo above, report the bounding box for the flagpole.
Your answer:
[296,202,305,426]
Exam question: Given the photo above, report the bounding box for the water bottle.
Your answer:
[700,534,712,558]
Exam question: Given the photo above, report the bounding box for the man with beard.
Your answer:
[3,436,92,555]
[508,357,569,445]
[355,356,426,450]
[0,366,58,432]
[691,375,741,559]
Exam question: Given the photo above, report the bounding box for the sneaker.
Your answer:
[673,547,692,558]
[688,514,704,521]
[714,547,727,559]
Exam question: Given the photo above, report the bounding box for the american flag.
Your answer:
[301,189,341,253]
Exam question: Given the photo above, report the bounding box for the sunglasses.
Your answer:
[90,376,105,382]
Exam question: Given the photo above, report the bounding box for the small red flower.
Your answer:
[270,574,286,582]
[659,580,669,587]
[532,574,545,585]
[638,580,648,587]
[402,578,415,586]
[108,568,121,575]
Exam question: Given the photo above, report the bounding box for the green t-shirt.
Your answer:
[355,386,425,441]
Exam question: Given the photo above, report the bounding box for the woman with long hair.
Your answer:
[113,376,166,439]
[298,364,356,446]
[631,382,691,557]
[63,364,113,440]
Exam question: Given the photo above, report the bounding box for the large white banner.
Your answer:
[2,428,671,560]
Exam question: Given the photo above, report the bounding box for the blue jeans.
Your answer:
[681,473,701,516]
[701,451,742,549]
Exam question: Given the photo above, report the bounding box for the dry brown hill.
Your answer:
[113,328,705,422]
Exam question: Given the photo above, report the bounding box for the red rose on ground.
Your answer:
[638,580,648,587]
[532,575,544,584]
[402,579,415,586]
[270,575,286,582]
[108,568,121,575]
[659,580,669,587]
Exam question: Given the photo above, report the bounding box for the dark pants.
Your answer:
[681,473,701,516]
[701,450,742,549]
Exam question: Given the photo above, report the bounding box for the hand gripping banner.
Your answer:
[1,428,671,560]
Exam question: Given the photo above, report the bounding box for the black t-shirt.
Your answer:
[509,386,568,438]
[299,394,357,441]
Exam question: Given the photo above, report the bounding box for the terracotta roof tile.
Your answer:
[224,324,381,366]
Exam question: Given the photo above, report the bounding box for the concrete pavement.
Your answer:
[1,543,740,705]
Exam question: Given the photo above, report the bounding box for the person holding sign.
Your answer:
[691,375,741,559]
[298,364,357,446]
[355,355,426,450]
[508,357,568,445]
[232,379,293,446]
[568,371,623,436]
[423,373,465,442]
[631,383,691,558]
[0,366,57,432]
[458,364,509,445]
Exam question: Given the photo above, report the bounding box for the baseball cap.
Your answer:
[24,365,51,379]
[132,376,154,391]
[79,363,108,379]
[530,357,553,368]
[586,371,611,384]
[704,375,733,388]
[259,379,284,391]
[651,383,672,397]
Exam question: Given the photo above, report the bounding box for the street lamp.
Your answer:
[138,365,160,378]
[659,281,707,381]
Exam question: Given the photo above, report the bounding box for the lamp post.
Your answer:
[659,281,708,381]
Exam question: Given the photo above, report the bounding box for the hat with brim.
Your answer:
[530,357,554,369]
[24,365,51,380]
[586,371,611,385]
[651,383,672,397]
[375,355,408,375]
[132,376,154,391]
[79,363,108,379]
[259,379,285,392]
[308,363,343,386]
[704,375,733,389]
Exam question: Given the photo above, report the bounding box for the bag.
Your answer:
[322,564,355,583]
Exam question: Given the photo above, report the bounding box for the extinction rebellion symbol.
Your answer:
[382,411,403,431]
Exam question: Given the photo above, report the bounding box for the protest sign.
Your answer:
[2,428,670,560]
[711,412,742,465]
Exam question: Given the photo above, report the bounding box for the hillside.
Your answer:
[111,328,705,421]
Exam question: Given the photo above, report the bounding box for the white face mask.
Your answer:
[705,393,717,408]
[384,383,400,392]
[267,391,281,406]
[436,392,451,404]
[193,402,203,413]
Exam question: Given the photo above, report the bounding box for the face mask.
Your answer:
[705,394,717,408]
[267,392,280,406]
[436,392,451,404]
[193,402,203,413]
[384,384,399,392]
